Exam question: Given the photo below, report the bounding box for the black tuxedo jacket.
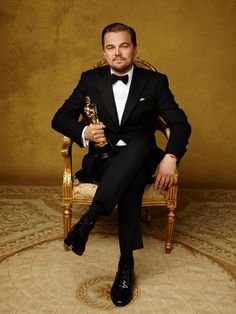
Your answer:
[52,64,191,173]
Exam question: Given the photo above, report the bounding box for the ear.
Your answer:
[103,53,107,62]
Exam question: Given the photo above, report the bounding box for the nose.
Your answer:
[114,47,121,55]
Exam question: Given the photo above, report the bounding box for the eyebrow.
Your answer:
[105,42,131,48]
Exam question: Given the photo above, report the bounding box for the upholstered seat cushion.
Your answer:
[73,183,98,200]
[73,182,166,202]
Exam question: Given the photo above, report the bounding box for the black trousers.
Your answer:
[90,138,164,251]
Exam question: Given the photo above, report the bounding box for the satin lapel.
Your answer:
[96,67,119,126]
[121,65,148,126]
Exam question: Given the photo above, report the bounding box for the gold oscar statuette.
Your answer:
[83,96,113,159]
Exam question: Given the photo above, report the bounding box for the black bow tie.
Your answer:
[111,73,129,85]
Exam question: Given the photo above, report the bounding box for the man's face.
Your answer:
[103,31,137,74]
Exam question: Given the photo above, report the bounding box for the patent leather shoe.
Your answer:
[110,264,134,307]
[64,215,95,256]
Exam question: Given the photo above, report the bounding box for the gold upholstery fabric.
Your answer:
[73,183,97,200]
[73,182,166,202]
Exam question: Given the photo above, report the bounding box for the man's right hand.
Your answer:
[84,122,106,143]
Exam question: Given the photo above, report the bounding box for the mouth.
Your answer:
[113,58,125,62]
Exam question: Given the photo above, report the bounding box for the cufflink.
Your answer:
[139,97,146,101]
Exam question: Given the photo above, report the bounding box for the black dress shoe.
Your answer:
[64,215,95,256]
[110,264,135,307]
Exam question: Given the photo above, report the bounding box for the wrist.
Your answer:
[166,153,178,161]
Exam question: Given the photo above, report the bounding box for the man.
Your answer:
[52,22,191,307]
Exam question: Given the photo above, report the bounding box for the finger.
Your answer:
[94,135,106,143]
[152,165,160,178]
[152,171,157,178]
[163,176,170,190]
[158,175,166,190]
[91,123,105,130]
[92,130,104,137]
[95,133,106,141]
[91,128,105,136]
[99,122,106,127]
[92,127,106,141]
[95,137,106,143]
[154,174,162,189]
[91,125,104,132]
[91,122,104,128]
[168,176,174,188]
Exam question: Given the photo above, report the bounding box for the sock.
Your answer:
[119,250,134,267]
[82,204,103,223]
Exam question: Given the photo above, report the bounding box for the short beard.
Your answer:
[111,63,133,74]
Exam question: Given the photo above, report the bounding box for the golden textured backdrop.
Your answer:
[0,0,236,188]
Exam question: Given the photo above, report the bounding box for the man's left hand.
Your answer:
[152,154,177,191]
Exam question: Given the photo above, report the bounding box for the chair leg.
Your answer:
[142,206,152,222]
[63,202,72,250]
[165,204,176,253]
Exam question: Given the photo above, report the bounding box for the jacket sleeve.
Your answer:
[157,74,191,160]
[51,72,88,147]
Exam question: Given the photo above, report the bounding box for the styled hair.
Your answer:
[102,22,137,48]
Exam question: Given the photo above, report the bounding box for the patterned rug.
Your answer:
[1,236,235,313]
[0,186,236,313]
[0,186,62,260]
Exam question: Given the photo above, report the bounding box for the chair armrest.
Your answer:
[166,170,178,206]
[173,170,178,185]
[61,136,72,156]
[61,136,73,199]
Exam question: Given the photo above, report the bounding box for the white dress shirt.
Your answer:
[111,67,134,145]
[82,66,134,147]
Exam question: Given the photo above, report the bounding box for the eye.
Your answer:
[106,45,114,51]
